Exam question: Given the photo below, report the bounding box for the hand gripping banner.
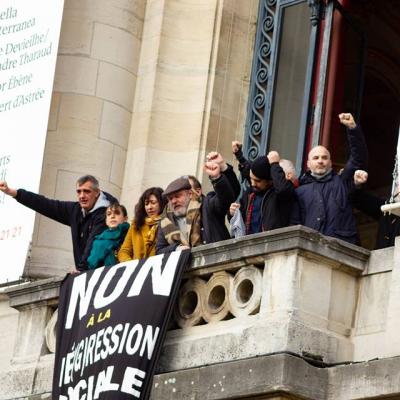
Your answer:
[52,250,190,400]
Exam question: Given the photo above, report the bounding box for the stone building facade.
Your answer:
[2,0,400,399]
[3,227,400,399]
[20,0,258,279]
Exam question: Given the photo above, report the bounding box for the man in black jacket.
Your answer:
[0,175,117,271]
[232,141,298,187]
[290,113,368,244]
[156,159,235,254]
[229,150,295,234]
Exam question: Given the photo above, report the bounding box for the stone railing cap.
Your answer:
[190,225,370,273]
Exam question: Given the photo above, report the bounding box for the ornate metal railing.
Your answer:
[244,0,277,161]
[244,0,322,162]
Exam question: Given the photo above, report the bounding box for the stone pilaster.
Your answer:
[25,0,146,278]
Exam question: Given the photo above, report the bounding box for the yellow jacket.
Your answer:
[117,217,159,261]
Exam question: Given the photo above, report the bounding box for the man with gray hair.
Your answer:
[0,175,117,271]
[156,157,236,254]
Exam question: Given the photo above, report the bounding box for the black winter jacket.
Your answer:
[290,125,368,244]
[15,189,118,270]
[239,163,295,232]
[223,163,241,200]
[156,174,235,254]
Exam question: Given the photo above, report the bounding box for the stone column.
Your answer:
[204,0,259,172]
[25,0,146,278]
[120,0,258,206]
[121,0,218,206]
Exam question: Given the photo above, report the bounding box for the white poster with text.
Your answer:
[0,1,64,284]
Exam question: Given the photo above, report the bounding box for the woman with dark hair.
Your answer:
[118,187,166,261]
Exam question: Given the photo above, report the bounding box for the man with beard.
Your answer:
[290,113,368,244]
[229,150,295,234]
[156,158,235,253]
[231,141,299,187]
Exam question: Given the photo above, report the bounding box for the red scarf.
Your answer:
[245,192,256,235]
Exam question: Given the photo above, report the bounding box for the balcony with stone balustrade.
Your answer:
[2,225,400,400]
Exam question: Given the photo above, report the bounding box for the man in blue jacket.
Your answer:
[0,175,118,271]
[290,113,368,244]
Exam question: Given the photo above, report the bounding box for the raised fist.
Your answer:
[204,161,221,179]
[354,170,368,186]
[0,181,17,197]
[267,150,280,164]
[206,151,227,172]
[338,113,356,129]
[231,141,242,154]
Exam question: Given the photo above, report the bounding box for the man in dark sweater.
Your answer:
[0,175,117,271]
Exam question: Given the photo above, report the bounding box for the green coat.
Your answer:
[87,222,130,270]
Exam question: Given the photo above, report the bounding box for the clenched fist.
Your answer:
[206,151,227,172]
[204,161,221,179]
[231,141,242,154]
[354,170,368,186]
[338,113,357,129]
[267,150,280,164]
[0,181,17,197]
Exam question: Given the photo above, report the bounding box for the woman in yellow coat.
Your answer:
[118,187,166,261]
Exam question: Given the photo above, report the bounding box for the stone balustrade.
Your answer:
[3,225,400,399]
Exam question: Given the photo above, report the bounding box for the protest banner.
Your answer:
[52,250,190,400]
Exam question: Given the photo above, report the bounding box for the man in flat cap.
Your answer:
[156,159,236,254]
[229,150,295,234]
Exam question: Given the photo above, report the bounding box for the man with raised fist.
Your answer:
[156,155,235,253]
[229,150,295,235]
[0,175,118,271]
[291,113,368,244]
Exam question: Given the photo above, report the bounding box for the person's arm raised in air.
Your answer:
[232,141,251,184]
[267,151,295,200]
[207,151,241,199]
[339,113,368,182]
[204,161,235,217]
[0,180,74,226]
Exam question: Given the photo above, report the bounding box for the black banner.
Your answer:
[52,250,190,399]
